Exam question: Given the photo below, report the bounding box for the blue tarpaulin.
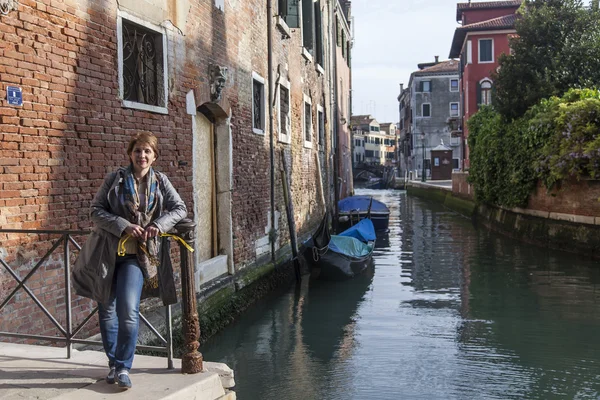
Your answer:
[338,196,389,214]
[338,218,376,242]
[328,236,373,258]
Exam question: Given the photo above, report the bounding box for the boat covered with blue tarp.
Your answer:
[338,195,390,232]
[304,212,375,280]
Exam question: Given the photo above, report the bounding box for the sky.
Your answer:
[350,0,593,124]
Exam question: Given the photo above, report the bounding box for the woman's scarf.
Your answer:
[120,165,160,281]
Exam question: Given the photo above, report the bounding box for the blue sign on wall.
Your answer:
[7,86,23,106]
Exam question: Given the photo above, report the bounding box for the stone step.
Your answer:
[0,343,235,400]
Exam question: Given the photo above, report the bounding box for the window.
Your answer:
[450,79,459,92]
[374,151,380,158]
[453,158,459,169]
[118,11,168,114]
[355,139,361,147]
[302,0,315,55]
[365,150,374,157]
[420,81,431,92]
[387,152,394,159]
[384,139,389,145]
[314,1,324,66]
[480,80,493,106]
[434,157,440,167]
[303,94,312,148]
[317,105,324,150]
[422,103,431,117]
[279,0,300,28]
[278,78,291,143]
[467,40,472,64]
[252,72,266,134]
[450,102,459,117]
[370,126,379,132]
[479,39,493,63]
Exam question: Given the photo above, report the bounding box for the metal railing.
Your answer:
[0,220,203,373]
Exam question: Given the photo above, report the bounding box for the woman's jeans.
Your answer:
[98,255,144,371]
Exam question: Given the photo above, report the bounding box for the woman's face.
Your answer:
[130,142,156,174]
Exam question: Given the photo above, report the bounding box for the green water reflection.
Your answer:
[202,190,600,400]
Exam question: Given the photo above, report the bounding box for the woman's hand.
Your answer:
[125,224,145,239]
[145,225,160,239]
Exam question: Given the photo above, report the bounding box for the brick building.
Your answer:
[0,0,353,340]
[449,0,521,168]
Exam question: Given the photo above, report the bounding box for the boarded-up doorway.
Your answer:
[193,112,223,285]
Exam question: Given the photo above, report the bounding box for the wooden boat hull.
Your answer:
[303,238,374,281]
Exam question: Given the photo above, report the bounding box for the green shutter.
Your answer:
[314,2,323,64]
[302,0,314,50]
[419,81,423,92]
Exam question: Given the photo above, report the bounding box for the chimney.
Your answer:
[400,83,404,92]
[435,55,439,63]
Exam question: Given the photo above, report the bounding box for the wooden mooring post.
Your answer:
[173,218,203,374]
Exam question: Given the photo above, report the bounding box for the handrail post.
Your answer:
[64,234,72,358]
[172,219,203,374]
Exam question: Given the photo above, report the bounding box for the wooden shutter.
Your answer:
[279,0,287,18]
[419,81,424,92]
[314,1,323,64]
[302,0,314,50]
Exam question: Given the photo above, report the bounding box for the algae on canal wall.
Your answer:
[407,184,600,259]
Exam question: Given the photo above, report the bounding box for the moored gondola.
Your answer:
[304,211,375,281]
[338,195,390,232]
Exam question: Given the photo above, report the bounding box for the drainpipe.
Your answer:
[267,0,276,261]
[331,1,340,232]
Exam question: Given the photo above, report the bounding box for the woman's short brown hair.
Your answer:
[127,132,159,158]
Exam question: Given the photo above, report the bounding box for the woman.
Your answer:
[73,132,187,390]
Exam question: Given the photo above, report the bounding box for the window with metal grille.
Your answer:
[304,99,312,147]
[252,74,265,134]
[279,83,291,142]
[121,19,165,109]
[317,107,324,148]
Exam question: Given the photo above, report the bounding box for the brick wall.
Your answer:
[1,0,338,339]
[452,173,600,218]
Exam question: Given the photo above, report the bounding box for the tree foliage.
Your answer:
[493,0,600,120]
[468,89,600,208]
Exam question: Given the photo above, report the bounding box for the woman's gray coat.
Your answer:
[73,168,187,306]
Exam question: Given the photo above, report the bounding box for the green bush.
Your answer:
[468,89,600,208]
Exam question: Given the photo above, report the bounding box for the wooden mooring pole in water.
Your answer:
[173,218,204,374]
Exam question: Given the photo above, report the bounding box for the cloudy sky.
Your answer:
[350,0,592,124]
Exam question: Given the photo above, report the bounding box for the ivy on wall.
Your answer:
[468,89,600,208]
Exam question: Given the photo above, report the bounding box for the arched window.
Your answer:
[480,80,492,105]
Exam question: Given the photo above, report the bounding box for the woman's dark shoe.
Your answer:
[106,367,116,384]
[117,370,132,389]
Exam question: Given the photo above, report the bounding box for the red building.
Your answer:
[449,0,521,168]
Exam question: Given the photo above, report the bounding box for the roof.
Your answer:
[456,0,522,21]
[414,60,459,76]
[449,14,517,58]
[350,115,376,125]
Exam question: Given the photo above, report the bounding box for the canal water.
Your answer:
[202,190,600,400]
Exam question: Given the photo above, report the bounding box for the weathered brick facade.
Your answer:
[1,0,351,340]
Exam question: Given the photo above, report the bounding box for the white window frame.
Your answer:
[117,10,168,115]
[277,77,291,144]
[421,103,431,118]
[480,78,493,106]
[303,94,313,149]
[251,72,266,135]
[478,38,494,64]
[421,80,431,93]
[449,102,460,117]
[450,79,459,92]
[317,104,324,151]
[467,40,472,64]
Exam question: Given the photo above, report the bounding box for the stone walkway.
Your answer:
[0,343,235,400]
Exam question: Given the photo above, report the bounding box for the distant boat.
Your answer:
[338,195,390,232]
[304,212,375,281]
